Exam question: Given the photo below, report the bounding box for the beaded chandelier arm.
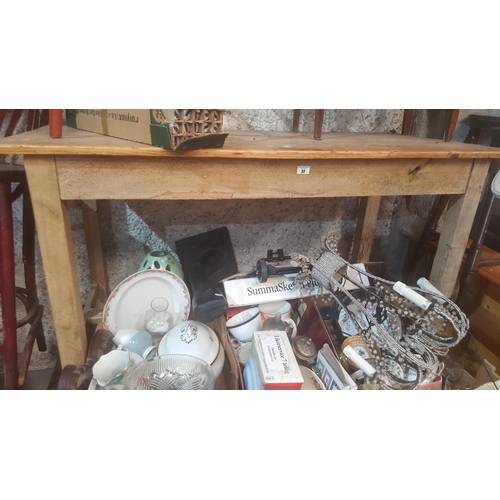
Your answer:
[290,238,470,390]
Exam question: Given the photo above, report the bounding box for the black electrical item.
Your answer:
[255,258,304,283]
[175,228,237,322]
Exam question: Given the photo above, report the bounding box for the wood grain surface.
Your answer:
[2,125,500,159]
[55,156,473,200]
[429,159,491,296]
[23,155,88,367]
[351,196,382,262]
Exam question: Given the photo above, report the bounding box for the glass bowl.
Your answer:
[123,354,216,390]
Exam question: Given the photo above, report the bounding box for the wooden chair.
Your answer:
[401,109,460,141]
[294,109,460,142]
[292,109,325,140]
[405,113,500,307]
[0,110,49,389]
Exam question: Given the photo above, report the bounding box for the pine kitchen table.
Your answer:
[2,125,500,368]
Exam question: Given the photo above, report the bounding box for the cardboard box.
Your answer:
[252,331,304,390]
[223,273,329,308]
[65,109,228,151]
[223,264,370,308]
[206,316,243,390]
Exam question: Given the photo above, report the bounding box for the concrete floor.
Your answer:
[21,367,56,390]
[0,364,56,390]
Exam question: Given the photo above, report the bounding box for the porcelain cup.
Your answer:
[226,307,262,343]
[113,329,141,347]
[259,301,292,321]
[114,330,155,358]
[93,349,133,387]
[113,329,155,358]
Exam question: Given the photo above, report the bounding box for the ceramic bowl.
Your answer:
[157,320,220,367]
[258,300,292,321]
[92,349,131,387]
[138,250,184,280]
[226,307,262,342]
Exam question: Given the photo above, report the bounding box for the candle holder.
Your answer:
[144,297,172,337]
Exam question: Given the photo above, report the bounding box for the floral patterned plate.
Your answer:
[102,270,190,335]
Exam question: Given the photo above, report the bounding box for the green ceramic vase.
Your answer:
[138,250,184,280]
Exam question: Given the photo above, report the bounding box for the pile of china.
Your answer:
[90,251,223,390]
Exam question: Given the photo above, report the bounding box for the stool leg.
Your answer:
[22,183,46,351]
[18,305,44,386]
[457,171,499,307]
[292,110,301,132]
[49,110,63,138]
[402,109,416,135]
[313,109,325,140]
[0,181,18,389]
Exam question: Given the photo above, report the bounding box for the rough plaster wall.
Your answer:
[99,109,404,297]
[3,109,498,371]
[224,109,404,134]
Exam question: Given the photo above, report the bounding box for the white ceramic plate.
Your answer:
[102,270,190,334]
[299,365,326,390]
[338,304,365,336]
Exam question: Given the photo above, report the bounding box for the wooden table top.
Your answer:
[2,125,500,160]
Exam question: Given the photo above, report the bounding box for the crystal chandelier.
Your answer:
[290,236,469,390]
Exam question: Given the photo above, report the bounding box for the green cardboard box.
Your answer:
[65,109,228,151]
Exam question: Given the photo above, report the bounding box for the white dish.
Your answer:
[338,304,363,336]
[226,307,262,342]
[299,365,326,390]
[102,270,190,335]
[157,320,220,368]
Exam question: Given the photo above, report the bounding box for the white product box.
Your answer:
[223,265,369,308]
[223,273,327,308]
[251,331,304,390]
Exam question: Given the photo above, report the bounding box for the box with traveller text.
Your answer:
[252,331,303,390]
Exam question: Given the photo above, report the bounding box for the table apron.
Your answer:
[54,156,474,200]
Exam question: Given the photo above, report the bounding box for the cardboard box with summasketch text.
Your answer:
[223,265,369,308]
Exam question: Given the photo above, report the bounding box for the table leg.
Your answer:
[81,200,108,304]
[23,155,87,368]
[351,196,381,263]
[429,159,491,297]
